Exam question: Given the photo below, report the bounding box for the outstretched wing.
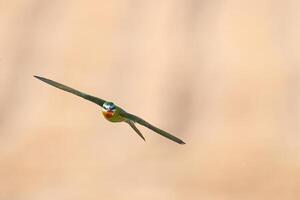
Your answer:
[34,76,106,107]
[120,111,185,145]
[126,120,146,141]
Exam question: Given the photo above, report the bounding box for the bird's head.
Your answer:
[102,102,116,118]
[103,102,116,112]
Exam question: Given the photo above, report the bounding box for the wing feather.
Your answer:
[34,76,106,107]
[121,111,185,144]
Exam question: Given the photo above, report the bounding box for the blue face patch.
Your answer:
[103,102,116,111]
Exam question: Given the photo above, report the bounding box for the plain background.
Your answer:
[0,1,300,199]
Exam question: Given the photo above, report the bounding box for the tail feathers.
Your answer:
[126,120,146,141]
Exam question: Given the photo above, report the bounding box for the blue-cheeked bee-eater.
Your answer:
[34,76,185,144]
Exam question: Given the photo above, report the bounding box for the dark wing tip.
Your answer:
[34,75,44,81]
[34,76,53,85]
[179,140,185,145]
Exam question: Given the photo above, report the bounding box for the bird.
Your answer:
[34,76,185,144]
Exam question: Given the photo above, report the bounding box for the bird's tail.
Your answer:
[126,120,146,141]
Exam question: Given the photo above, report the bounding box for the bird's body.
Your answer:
[102,104,124,122]
[34,76,185,144]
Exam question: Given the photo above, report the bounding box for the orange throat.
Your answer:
[102,110,114,119]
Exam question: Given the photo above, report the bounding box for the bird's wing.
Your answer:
[120,111,185,145]
[34,76,106,107]
[126,120,146,141]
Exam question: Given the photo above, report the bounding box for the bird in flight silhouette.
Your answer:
[34,76,185,144]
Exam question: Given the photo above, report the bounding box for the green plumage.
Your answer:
[105,107,125,122]
[34,76,185,144]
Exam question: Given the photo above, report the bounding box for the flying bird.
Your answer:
[34,76,185,144]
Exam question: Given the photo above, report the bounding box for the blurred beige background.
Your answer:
[0,0,300,199]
